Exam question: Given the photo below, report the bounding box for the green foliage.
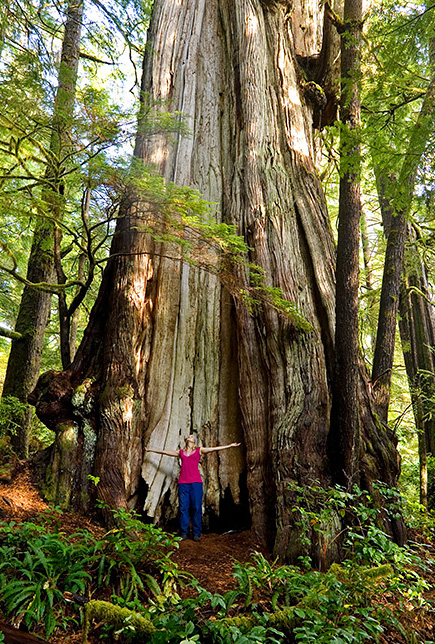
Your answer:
[140,539,424,644]
[0,396,54,453]
[29,414,55,452]
[288,480,406,561]
[0,0,151,372]
[0,521,91,635]
[0,396,28,437]
[90,507,182,603]
[0,508,181,636]
[0,487,430,644]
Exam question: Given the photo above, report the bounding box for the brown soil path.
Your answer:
[171,531,267,594]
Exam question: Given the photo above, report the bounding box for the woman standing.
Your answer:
[146,435,241,541]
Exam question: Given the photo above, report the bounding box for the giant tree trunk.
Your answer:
[2,0,84,457]
[30,0,404,561]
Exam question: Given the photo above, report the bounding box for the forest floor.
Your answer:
[0,466,266,594]
[0,465,269,643]
[1,465,435,643]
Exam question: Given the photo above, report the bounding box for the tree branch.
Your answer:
[0,325,21,340]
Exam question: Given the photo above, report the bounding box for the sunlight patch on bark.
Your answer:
[150,144,168,166]
[245,11,259,36]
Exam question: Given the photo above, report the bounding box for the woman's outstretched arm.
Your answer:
[200,443,241,454]
[146,448,180,457]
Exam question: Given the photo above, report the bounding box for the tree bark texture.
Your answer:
[330,0,362,487]
[2,0,84,457]
[30,0,404,560]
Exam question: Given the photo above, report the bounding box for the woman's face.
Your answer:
[185,434,196,447]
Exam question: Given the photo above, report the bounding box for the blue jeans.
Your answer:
[178,482,203,537]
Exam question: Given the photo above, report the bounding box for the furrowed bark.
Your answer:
[330,0,362,487]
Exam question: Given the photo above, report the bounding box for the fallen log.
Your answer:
[0,620,48,644]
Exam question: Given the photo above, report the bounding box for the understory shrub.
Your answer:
[0,484,431,644]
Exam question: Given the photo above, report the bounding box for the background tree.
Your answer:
[363,4,435,505]
[1,0,84,457]
[330,0,363,487]
[0,0,148,456]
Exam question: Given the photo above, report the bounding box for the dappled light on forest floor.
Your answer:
[0,466,49,520]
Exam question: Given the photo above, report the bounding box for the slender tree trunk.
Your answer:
[360,210,374,294]
[371,71,435,422]
[69,185,90,360]
[419,422,428,509]
[374,171,435,508]
[2,0,84,456]
[330,0,362,487]
[30,0,405,561]
[372,40,435,502]
[360,209,377,353]
[398,235,435,507]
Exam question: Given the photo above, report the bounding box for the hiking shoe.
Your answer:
[193,535,200,542]
[180,534,188,540]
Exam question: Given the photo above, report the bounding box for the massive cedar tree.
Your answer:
[30,0,404,561]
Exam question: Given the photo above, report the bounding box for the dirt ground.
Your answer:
[171,530,268,594]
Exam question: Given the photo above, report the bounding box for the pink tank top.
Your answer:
[178,448,202,484]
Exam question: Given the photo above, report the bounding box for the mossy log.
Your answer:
[82,600,156,643]
[328,562,394,582]
[219,608,297,635]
